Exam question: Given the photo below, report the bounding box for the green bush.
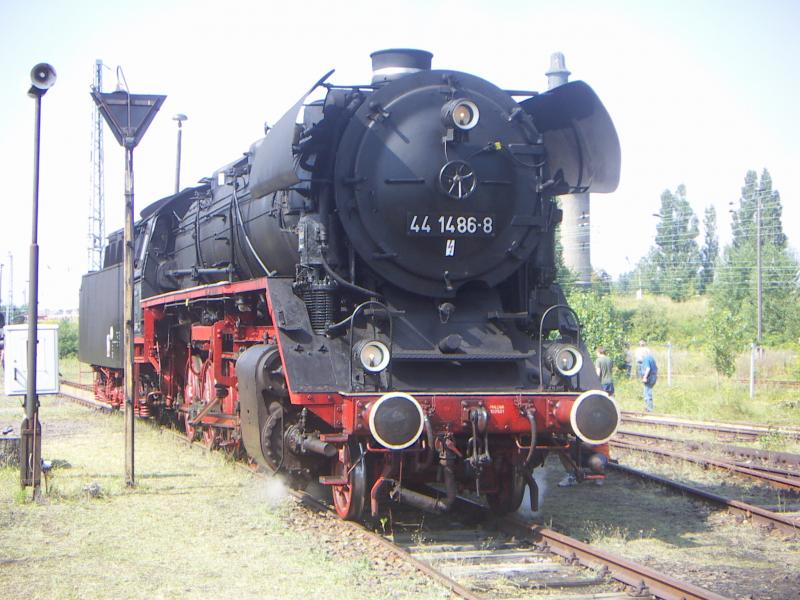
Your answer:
[58,319,79,358]
[630,302,669,343]
[567,289,627,369]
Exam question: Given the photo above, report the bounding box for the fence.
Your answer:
[623,344,799,398]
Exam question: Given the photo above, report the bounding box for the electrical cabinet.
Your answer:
[2,324,60,395]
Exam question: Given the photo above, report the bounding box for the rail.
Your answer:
[621,411,800,441]
[55,384,728,599]
[610,462,799,537]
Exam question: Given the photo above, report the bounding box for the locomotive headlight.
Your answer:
[442,99,480,131]
[546,343,584,377]
[356,340,391,373]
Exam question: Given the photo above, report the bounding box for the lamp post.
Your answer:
[21,63,56,496]
[173,113,187,194]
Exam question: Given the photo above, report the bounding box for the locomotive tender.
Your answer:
[80,49,622,519]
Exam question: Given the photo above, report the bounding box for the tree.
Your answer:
[58,318,79,358]
[649,185,701,301]
[698,205,718,294]
[731,169,786,250]
[705,303,744,377]
[712,242,800,344]
[566,289,627,369]
[591,269,612,296]
[630,303,669,343]
[710,170,800,345]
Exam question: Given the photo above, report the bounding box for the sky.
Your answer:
[1,0,798,310]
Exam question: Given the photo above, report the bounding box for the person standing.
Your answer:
[594,346,614,397]
[636,341,658,412]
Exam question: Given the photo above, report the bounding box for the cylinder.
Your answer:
[301,436,337,458]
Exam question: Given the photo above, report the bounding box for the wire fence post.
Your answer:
[666,342,672,387]
[749,342,756,400]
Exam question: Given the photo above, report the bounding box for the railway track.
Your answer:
[55,381,729,600]
[609,419,800,537]
[621,411,800,441]
[59,378,94,393]
[611,437,800,492]
[616,428,800,471]
[385,500,729,600]
[611,462,800,537]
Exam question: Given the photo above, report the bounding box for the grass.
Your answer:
[0,387,447,600]
[58,356,94,385]
[612,344,800,427]
[614,374,800,427]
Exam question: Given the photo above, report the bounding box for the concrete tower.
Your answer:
[547,52,592,287]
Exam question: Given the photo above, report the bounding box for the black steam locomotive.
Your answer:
[80,49,621,520]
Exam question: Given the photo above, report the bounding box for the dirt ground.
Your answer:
[0,388,450,600]
[527,450,800,599]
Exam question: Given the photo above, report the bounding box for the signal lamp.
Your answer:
[547,343,583,377]
[442,99,480,131]
[356,340,391,373]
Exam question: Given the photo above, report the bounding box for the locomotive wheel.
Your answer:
[332,443,366,521]
[183,413,200,442]
[486,466,526,515]
[202,427,217,449]
[261,403,287,472]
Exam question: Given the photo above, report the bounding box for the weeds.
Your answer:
[0,395,445,599]
[757,431,789,452]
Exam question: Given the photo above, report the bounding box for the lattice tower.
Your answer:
[88,59,105,271]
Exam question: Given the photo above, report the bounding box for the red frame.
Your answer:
[96,277,587,452]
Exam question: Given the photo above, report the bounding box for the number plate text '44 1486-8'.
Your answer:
[407,214,495,237]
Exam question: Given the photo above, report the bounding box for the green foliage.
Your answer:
[711,231,800,345]
[566,289,626,368]
[591,270,613,296]
[757,431,790,452]
[58,319,79,358]
[731,169,786,249]
[648,184,701,301]
[702,168,799,362]
[698,205,718,294]
[704,304,744,376]
[630,302,669,343]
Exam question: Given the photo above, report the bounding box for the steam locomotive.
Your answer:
[79,50,621,520]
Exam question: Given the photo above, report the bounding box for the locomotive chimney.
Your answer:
[370,49,433,85]
[545,52,571,90]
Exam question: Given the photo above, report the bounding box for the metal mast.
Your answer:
[88,59,105,271]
